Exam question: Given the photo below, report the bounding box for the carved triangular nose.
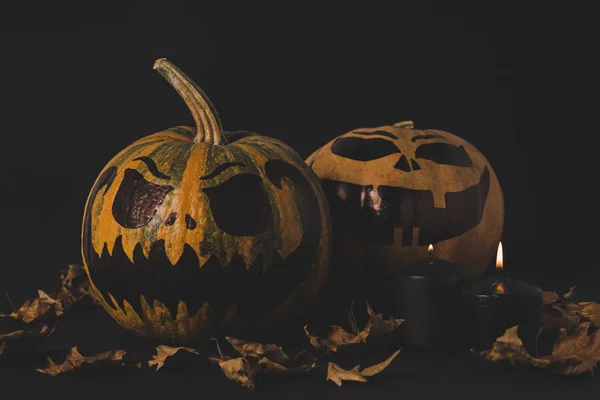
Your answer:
[394,155,411,171]
[394,155,422,172]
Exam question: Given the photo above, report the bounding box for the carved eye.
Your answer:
[202,173,270,236]
[331,137,401,161]
[415,142,473,167]
[112,169,174,228]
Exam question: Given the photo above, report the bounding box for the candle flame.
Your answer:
[496,241,503,271]
[428,244,434,257]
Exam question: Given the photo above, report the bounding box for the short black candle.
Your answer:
[389,245,472,347]
[461,243,543,353]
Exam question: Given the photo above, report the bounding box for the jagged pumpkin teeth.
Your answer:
[306,120,504,306]
[81,58,331,343]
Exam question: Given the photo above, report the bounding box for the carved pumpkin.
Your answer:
[306,121,503,308]
[81,59,331,343]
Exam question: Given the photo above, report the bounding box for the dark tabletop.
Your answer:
[1,276,599,400]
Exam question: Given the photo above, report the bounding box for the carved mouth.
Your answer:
[320,166,490,246]
[82,158,324,327]
[85,235,317,322]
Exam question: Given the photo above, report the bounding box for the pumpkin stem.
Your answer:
[393,120,414,129]
[153,58,224,145]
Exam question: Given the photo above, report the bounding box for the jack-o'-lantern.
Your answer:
[306,121,503,309]
[81,59,331,343]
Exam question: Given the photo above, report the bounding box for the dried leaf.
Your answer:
[213,356,259,390]
[542,290,582,329]
[0,265,100,324]
[304,324,367,352]
[550,322,600,375]
[360,349,402,377]
[59,264,101,305]
[563,286,577,300]
[148,345,199,371]
[326,363,367,386]
[256,356,317,376]
[225,337,289,364]
[363,303,404,339]
[0,323,56,358]
[1,290,64,323]
[257,357,289,375]
[305,303,402,351]
[471,326,542,366]
[326,348,401,386]
[209,337,316,390]
[543,291,560,305]
[579,302,600,327]
[473,323,600,375]
[36,346,126,376]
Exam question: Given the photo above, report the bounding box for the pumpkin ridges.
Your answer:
[215,142,289,267]
[83,61,331,341]
[229,136,332,320]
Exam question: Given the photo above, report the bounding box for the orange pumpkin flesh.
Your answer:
[306,121,503,310]
[81,59,331,343]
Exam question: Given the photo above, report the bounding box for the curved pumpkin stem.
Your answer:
[393,120,414,129]
[153,58,224,145]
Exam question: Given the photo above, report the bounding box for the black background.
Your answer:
[0,0,598,397]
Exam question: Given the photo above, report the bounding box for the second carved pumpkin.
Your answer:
[306,121,503,309]
[81,59,331,343]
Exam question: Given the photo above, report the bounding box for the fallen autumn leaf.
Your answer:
[37,346,127,376]
[148,345,199,371]
[472,322,600,375]
[326,349,402,386]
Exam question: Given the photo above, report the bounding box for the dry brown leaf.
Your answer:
[326,362,367,386]
[304,324,367,352]
[225,337,289,364]
[0,323,56,358]
[304,303,402,351]
[472,322,600,375]
[563,286,577,300]
[209,356,259,390]
[36,346,126,376]
[543,291,560,305]
[541,285,600,330]
[148,345,199,371]
[0,290,64,323]
[363,303,404,339]
[256,356,317,376]
[578,302,600,327]
[1,265,100,325]
[360,349,402,377]
[471,326,543,366]
[209,337,316,390]
[326,348,402,386]
[542,289,582,329]
[549,322,600,375]
[59,264,101,305]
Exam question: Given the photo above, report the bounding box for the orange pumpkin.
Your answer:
[306,121,503,307]
[81,59,331,343]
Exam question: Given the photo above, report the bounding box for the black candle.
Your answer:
[390,244,472,347]
[461,242,543,353]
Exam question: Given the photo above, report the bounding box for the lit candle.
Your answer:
[461,242,543,353]
[389,244,472,347]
